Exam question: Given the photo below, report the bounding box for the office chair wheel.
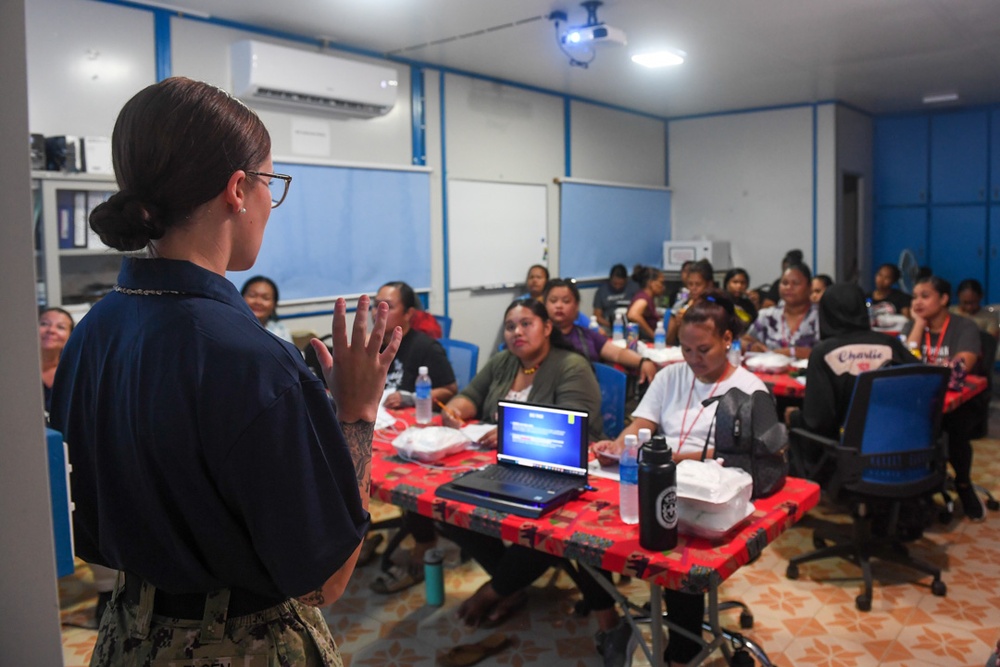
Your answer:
[987,498,1000,511]
[740,610,754,629]
[855,594,872,612]
[812,535,827,549]
[786,564,799,580]
[931,580,947,596]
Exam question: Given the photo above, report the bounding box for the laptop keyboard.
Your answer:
[480,465,582,492]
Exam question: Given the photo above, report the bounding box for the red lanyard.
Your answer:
[924,315,951,365]
[677,367,729,451]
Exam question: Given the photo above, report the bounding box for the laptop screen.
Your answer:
[496,401,588,477]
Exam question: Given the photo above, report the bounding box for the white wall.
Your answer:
[1,0,65,662]
[569,101,666,186]
[816,103,837,278]
[668,107,816,290]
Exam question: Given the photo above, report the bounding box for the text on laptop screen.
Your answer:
[496,401,588,475]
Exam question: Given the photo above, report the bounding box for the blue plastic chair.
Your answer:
[439,339,479,391]
[593,362,627,438]
[433,314,452,339]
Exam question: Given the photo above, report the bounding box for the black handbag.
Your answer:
[701,387,789,498]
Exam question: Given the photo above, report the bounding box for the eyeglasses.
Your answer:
[247,170,292,208]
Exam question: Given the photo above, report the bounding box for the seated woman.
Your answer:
[521,264,550,302]
[867,263,912,320]
[592,291,768,667]
[627,265,666,341]
[743,262,819,359]
[439,300,636,659]
[39,307,74,413]
[903,275,985,520]
[666,259,715,344]
[375,281,457,409]
[811,274,832,304]
[545,278,657,384]
[787,283,916,479]
[951,278,999,339]
[724,267,758,326]
[593,263,639,330]
[240,275,292,343]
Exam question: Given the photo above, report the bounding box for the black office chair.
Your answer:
[785,365,951,611]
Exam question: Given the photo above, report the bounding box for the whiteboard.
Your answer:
[448,180,548,290]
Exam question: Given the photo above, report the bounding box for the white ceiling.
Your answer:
[163,0,1000,117]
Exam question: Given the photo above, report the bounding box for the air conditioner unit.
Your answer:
[231,40,398,118]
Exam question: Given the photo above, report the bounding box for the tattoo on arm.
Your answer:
[297,587,326,607]
[341,420,374,492]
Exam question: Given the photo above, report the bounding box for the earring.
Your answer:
[726,344,731,350]
[240,208,246,214]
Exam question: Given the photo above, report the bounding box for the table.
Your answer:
[753,369,986,413]
[371,412,820,665]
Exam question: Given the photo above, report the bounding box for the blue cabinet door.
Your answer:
[931,110,988,204]
[873,206,927,272]
[989,205,1000,301]
[929,205,986,289]
[991,110,1000,202]
[874,116,929,205]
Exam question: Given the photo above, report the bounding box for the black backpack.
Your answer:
[700,388,789,498]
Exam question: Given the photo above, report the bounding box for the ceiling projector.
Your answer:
[562,23,627,47]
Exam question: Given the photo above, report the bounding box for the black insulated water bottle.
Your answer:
[638,434,678,551]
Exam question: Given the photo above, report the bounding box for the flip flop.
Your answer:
[439,632,511,667]
[369,564,424,594]
[357,533,384,567]
[481,589,528,629]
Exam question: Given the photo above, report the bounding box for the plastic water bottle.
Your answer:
[728,338,743,368]
[619,434,640,525]
[612,314,624,342]
[638,434,678,551]
[589,315,600,332]
[654,321,666,350]
[415,365,432,424]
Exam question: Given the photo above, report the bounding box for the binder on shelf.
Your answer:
[85,191,112,250]
[72,192,87,248]
[57,190,75,249]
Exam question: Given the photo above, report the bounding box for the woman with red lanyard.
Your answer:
[592,291,767,666]
[904,275,986,520]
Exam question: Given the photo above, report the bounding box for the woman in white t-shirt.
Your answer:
[592,290,766,666]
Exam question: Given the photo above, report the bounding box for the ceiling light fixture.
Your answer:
[632,49,686,68]
[922,92,959,104]
[548,1,626,69]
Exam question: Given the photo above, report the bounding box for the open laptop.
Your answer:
[435,400,590,518]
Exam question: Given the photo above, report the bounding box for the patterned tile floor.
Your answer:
[60,440,1000,667]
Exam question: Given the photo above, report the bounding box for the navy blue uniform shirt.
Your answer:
[49,257,369,598]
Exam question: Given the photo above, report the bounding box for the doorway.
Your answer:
[839,173,862,284]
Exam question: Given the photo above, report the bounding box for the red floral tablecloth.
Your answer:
[371,414,820,593]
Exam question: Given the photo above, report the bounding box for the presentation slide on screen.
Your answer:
[500,407,583,469]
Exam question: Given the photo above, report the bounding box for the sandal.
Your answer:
[357,533,384,567]
[439,632,511,667]
[369,564,424,594]
[482,589,528,629]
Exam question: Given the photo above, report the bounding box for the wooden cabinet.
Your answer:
[34,171,122,306]
[930,110,988,204]
[874,116,929,205]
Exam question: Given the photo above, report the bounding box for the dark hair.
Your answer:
[609,264,628,280]
[379,280,418,311]
[957,278,984,297]
[724,268,750,291]
[633,265,663,288]
[503,297,572,350]
[814,274,833,288]
[916,266,933,281]
[916,275,952,300]
[782,249,804,267]
[784,262,812,282]
[688,259,715,284]
[877,263,901,283]
[526,264,549,281]
[682,290,742,337]
[90,77,271,251]
[240,276,280,321]
[544,278,581,305]
[39,306,75,334]
[680,260,695,273]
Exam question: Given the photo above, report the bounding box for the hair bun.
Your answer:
[89,191,167,251]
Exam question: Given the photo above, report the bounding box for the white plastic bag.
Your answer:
[392,426,471,462]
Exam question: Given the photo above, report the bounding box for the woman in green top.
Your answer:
[442,297,603,446]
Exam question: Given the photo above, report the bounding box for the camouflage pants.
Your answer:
[91,578,343,667]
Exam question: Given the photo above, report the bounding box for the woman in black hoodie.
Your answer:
[788,283,917,478]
